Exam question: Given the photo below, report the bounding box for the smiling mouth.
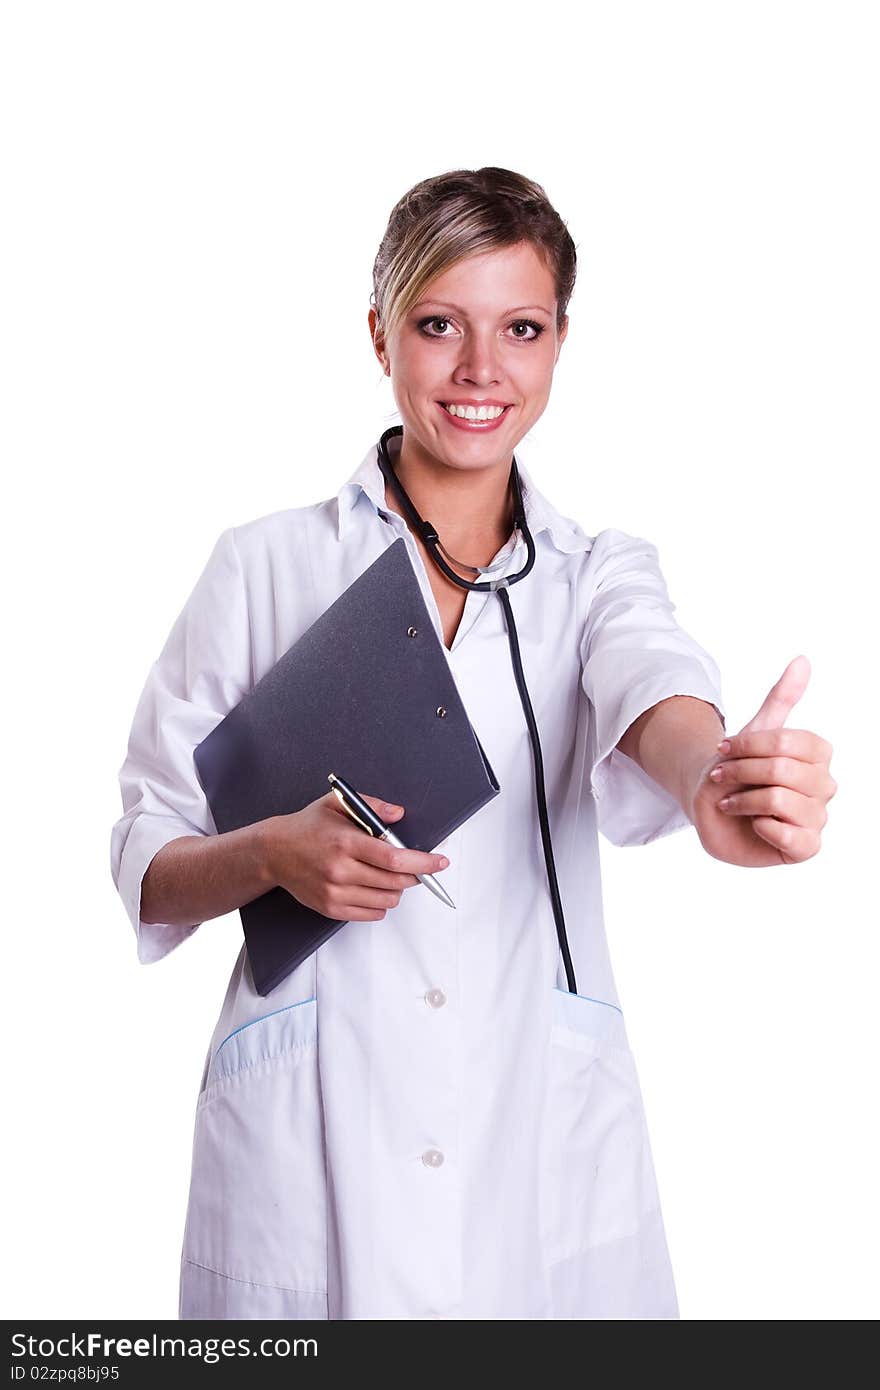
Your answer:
[437,402,514,420]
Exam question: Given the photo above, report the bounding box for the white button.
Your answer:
[425,988,447,1008]
[421,1148,444,1168]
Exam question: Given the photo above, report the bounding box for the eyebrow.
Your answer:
[413,301,554,317]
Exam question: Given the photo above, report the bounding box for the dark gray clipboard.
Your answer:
[194,537,500,995]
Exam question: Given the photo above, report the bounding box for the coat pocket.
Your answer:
[540,987,663,1269]
[181,996,326,1297]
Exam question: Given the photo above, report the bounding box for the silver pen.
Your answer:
[327,772,455,909]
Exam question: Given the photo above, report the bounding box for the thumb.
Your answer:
[326,791,404,820]
[360,793,404,820]
[739,653,811,735]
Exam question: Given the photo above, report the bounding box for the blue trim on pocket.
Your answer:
[215,995,317,1057]
[208,996,318,1087]
[552,985,629,1049]
[553,986,622,1015]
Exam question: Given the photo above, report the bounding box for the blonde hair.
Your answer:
[370,166,577,350]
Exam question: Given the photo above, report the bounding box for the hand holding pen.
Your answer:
[328,773,455,910]
[262,779,455,922]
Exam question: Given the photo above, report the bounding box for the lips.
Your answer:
[435,401,513,432]
[438,401,513,411]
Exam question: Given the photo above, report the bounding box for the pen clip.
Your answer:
[330,785,376,835]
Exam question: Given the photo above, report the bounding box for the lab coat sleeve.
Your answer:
[109,527,252,963]
[579,527,726,847]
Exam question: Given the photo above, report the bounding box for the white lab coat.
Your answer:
[110,433,726,1320]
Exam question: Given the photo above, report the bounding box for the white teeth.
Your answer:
[444,403,506,421]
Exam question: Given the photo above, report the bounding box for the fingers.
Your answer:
[330,854,442,921]
[355,835,449,883]
[337,884,409,913]
[750,815,821,864]
[358,792,405,820]
[326,790,404,822]
[719,728,833,765]
[712,755,825,796]
[717,784,827,830]
[325,788,450,888]
[340,859,420,893]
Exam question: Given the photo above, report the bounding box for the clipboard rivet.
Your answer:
[436,706,447,718]
[407,626,418,637]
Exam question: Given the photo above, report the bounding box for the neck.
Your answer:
[385,428,516,545]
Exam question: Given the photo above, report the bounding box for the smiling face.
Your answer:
[368,240,568,478]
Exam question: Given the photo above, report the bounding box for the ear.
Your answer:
[554,314,569,361]
[368,307,389,373]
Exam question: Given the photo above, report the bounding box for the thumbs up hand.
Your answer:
[689,656,837,866]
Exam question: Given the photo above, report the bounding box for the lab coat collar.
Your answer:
[336,436,593,555]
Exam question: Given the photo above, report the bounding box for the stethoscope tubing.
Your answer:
[377,424,577,994]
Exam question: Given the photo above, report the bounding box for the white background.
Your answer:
[2,0,876,1321]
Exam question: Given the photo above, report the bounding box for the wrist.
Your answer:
[679,746,722,824]
[630,696,725,823]
[256,815,284,889]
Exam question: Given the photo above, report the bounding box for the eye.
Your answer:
[418,316,456,337]
[416,316,546,342]
[509,319,545,341]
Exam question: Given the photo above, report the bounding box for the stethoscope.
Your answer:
[377,423,577,996]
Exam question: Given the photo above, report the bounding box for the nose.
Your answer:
[453,328,502,386]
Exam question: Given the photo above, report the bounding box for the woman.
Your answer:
[110,167,835,1320]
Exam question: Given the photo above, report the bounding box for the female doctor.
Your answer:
[110,166,836,1321]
